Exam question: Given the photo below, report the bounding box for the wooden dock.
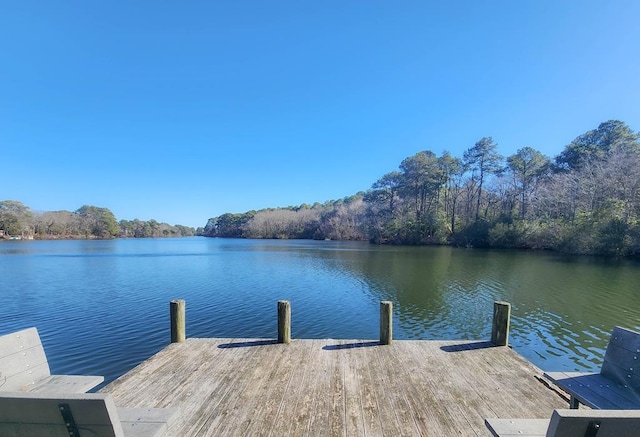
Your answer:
[99,338,567,436]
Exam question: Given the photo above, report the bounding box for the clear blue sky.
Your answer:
[2,1,639,228]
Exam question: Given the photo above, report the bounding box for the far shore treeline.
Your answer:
[202,120,640,257]
[0,202,196,239]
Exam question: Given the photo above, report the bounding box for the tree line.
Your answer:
[201,120,640,257]
[0,201,196,239]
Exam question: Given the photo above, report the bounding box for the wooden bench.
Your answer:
[0,392,177,437]
[544,326,640,409]
[0,327,104,393]
[485,409,640,436]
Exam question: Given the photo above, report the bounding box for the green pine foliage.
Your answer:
[202,120,640,257]
[0,201,195,239]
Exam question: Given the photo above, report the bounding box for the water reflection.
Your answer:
[1,238,639,385]
[310,244,640,371]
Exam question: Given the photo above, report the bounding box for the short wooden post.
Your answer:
[380,301,393,345]
[491,301,511,346]
[170,299,186,343]
[277,300,291,344]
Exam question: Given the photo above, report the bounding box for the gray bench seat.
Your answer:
[544,326,640,409]
[0,327,104,393]
[0,392,177,437]
[485,409,640,437]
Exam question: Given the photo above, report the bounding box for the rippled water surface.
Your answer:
[1,238,639,387]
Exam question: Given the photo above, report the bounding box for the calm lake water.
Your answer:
[1,237,639,388]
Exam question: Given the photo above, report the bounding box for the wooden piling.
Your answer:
[380,301,393,345]
[277,300,291,344]
[491,301,511,346]
[170,299,186,343]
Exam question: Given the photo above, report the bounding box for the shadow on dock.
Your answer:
[322,340,380,350]
[440,340,495,352]
[217,339,278,348]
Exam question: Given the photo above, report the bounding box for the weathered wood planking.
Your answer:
[101,339,567,436]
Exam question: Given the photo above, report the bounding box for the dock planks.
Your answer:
[100,339,567,436]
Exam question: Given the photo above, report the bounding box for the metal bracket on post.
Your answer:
[584,420,601,437]
[58,403,80,437]
[569,395,580,409]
